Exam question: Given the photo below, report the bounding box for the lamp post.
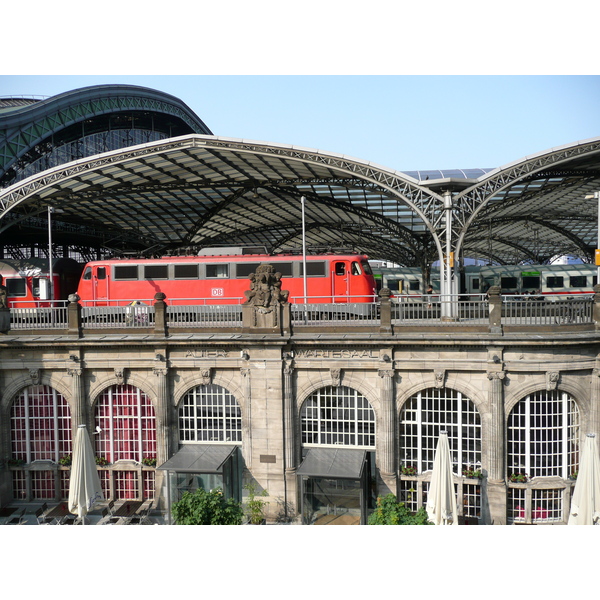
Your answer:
[48,206,54,301]
[301,196,308,323]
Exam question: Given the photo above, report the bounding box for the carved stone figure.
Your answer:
[243,264,289,307]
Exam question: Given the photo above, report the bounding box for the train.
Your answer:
[75,252,377,305]
[372,263,599,297]
[0,258,83,307]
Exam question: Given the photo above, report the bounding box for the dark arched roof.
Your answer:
[0,85,212,189]
[1,132,599,268]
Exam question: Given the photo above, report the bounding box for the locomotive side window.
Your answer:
[174,264,198,279]
[299,262,326,277]
[570,275,587,288]
[6,278,26,296]
[275,262,293,277]
[82,267,92,280]
[335,262,346,276]
[206,264,229,278]
[409,280,420,291]
[97,267,107,280]
[236,263,260,278]
[144,265,168,279]
[114,265,138,280]
[351,261,362,275]
[522,276,540,289]
[547,276,564,288]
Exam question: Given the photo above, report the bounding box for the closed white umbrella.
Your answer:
[568,433,600,525]
[426,431,458,525]
[68,424,104,524]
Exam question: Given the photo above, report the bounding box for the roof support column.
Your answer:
[442,191,457,319]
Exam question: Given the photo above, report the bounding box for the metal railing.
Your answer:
[81,300,154,329]
[290,296,380,325]
[166,298,243,327]
[9,300,69,330]
[391,294,489,326]
[502,294,594,326]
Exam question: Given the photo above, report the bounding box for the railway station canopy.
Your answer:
[1,84,600,268]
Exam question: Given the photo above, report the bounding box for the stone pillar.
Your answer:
[152,366,170,465]
[379,288,392,334]
[283,358,297,519]
[153,293,167,337]
[378,368,397,495]
[241,365,252,468]
[593,284,600,331]
[486,368,507,524]
[488,286,502,334]
[67,366,86,431]
[591,362,600,436]
[67,294,82,337]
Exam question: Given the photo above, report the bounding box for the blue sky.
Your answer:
[2,75,598,172]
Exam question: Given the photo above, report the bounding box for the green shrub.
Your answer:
[172,487,243,525]
[368,493,431,525]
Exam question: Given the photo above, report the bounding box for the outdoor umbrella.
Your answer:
[68,424,104,524]
[426,431,458,525]
[568,433,600,525]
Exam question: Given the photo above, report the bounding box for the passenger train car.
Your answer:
[373,263,598,297]
[0,258,83,307]
[76,252,377,305]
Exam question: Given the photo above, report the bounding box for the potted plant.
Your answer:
[58,454,72,467]
[401,464,417,476]
[7,458,25,467]
[569,470,578,480]
[462,467,483,479]
[244,482,269,524]
[509,472,528,483]
[95,456,109,466]
[142,457,157,467]
[368,494,431,525]
[171,487,243,525]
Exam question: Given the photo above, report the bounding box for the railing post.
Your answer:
[488,286,502,334]
[379,287,392,334]
[594,285,600,330]
[154,292,167,336]
[67,293,82,337]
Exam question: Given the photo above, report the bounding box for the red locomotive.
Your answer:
[76,252,376,305]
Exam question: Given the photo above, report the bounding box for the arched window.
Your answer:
[95,385,156,463]
[179,384,242,443]
[10,385,72,463]
[301,386,375,448]
[399,387,481,474]
[507,389,579,479]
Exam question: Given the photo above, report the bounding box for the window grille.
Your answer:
[399,387,481,474]
[178,385,242,443]
[10,385,72,463]
[60,470,70,500]
[507,487,527,524]
[31,470,55,500]
[143,470,155,500]
[531,488,563,523]
[115,471,138,500]
[12,471,27,500]
[301,386,375,448]
[463,483,481,519]
[95,385,156,463]
[507,390,579,479]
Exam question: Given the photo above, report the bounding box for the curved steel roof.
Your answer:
[1,133,599,269]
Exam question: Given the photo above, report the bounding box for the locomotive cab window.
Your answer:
[351,262,362,275]
[114,265,138,280]
[6,278,26,297]
[206,264,229,279]
[335,262,346,276]
[82,267,92,280]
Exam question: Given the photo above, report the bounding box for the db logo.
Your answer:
[211,288,224,297]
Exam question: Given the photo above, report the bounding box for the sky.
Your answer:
[2,75,599,172]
